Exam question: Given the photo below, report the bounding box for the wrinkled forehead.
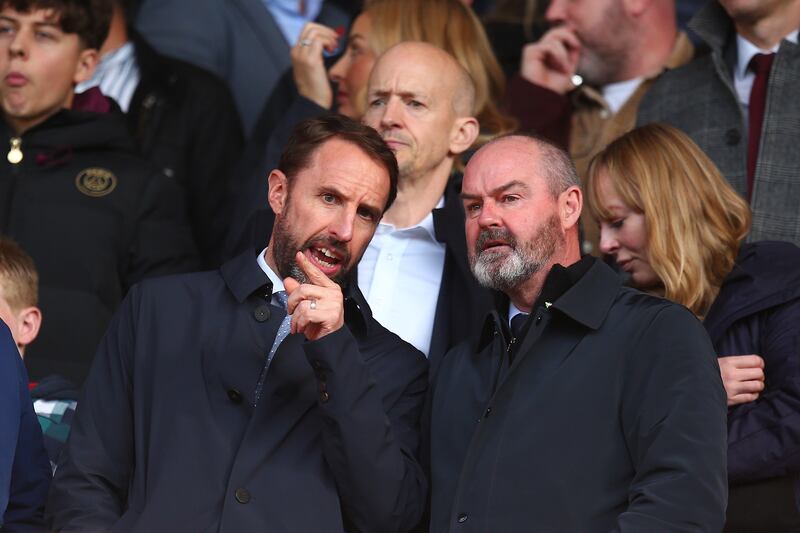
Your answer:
[368,52,444,95]
[463,139,545,193]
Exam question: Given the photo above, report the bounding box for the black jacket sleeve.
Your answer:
[47,288,139,531]
[617,304,728,532]
[302,326,428,533]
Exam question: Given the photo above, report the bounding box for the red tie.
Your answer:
[747,52,775,200]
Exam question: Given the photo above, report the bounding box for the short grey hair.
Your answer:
[485,133,581,197]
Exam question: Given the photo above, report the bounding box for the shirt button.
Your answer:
[227,389,243,404]
[234,488,250,504]
[387,253,393,261]
[253,306,270,322]
[457,513,468,523]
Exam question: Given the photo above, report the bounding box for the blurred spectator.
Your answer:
[506,0,693,254]
[0,0,199,384]
[638,0,800,245]
[0,237,77,472]
[0,321,50,532]
[77,0,243,268]
[588,123,800,533]
[133,0,352,136]
[481,0,550,77]
[228,0,515,256]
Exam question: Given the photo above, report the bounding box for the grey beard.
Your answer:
[472,246,542,292]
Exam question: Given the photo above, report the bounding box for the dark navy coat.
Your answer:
[705,241,800,522]
[0,322,51,531]
[47,251,428,532]
[428,258,728,532]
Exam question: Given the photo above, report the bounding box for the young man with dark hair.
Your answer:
[0,0,199,385]
[48,115,427,533]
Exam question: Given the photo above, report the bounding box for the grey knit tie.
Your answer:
[254,291,291,405]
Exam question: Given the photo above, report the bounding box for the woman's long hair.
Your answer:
[365,0,517,145]
[586,123,751,317]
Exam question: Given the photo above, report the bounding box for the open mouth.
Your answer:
[304,245,344,275]
[481,240,511,253]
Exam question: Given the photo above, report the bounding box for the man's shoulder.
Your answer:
[359,315,428,371]
[609,286,697,328]
[639,53,721,121]
[130,269,229,308]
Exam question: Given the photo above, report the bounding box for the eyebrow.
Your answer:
[321,184,382,220]
[460,180,529,200]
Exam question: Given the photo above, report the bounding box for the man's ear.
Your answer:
[448,116,480,156]
[73,48,99,85]
[267,170,290,216]
[559,186,583,230]
[14,306,41,356]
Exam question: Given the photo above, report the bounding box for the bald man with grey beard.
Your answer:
[427,133,728,531]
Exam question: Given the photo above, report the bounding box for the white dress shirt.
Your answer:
[601,77,643,115]
[257,247,286,297]
[734,30,798,109]
[358,198,446,357]
[76,42,140,112]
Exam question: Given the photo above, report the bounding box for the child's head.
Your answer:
[0,0,112,133]
[0,237,41,356]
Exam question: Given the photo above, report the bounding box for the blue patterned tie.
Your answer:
[253,291,291,405]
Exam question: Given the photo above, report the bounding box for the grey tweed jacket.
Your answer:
[638,2,800,245]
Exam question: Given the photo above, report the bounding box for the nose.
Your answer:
[328,209,354,243]
[598,225,618,255]
[545,0,567,26]
[328,53,348,85]
[8,30,27,59]
[379,97,402,130]
[476,199,502,229]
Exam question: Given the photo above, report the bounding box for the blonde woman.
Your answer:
[291,0,516,139]
[587,123,800,532]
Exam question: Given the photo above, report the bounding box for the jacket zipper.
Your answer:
[2,136,23,232]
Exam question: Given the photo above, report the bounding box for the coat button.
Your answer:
[457,513,468,523]
[536,315,542,324]
[227,389,243,404]
[320,391,330,403]
[725,128,741,146]
[483,407,492,418]
[234,488,250,504]
[253,305,270,322]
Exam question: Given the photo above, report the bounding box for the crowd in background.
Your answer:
[1,0,799,531]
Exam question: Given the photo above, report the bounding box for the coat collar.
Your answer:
[477,258,622,350]
[432,173,473,282]
[220,249,374,335]
[690,1,736,55]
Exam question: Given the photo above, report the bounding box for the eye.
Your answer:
[35,30,55,40]
[0,24,14,36]
[407,100,424,109]
[610,218,625,229]
[464,202,481,215]
[357,207,377,222]
[321,193,337,204]
[500,194,520,204]
[368,98,384,108]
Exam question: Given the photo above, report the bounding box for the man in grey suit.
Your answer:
[133,0,351,135]
[638,0,800,245]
